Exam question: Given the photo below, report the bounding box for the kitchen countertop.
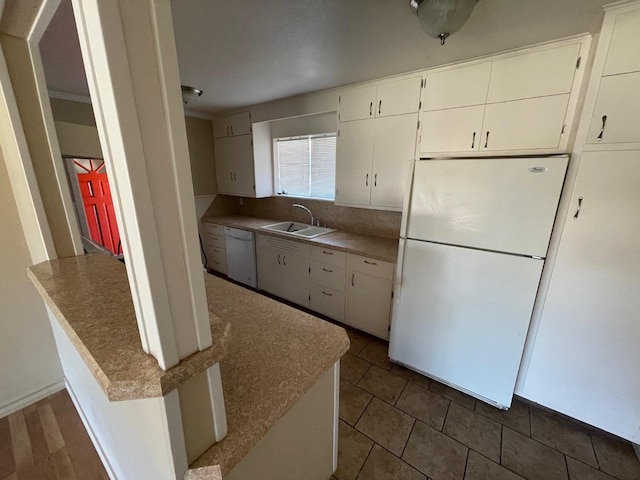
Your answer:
[27,254,231,401]
[189,272,349,475]
[27,253,349,477]
[202,214,399,263]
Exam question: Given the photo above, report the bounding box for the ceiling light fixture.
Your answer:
[181,85,203,105]
[410,0,478,45]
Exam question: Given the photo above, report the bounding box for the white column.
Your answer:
[71,0,213,369]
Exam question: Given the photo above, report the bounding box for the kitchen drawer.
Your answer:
[310,283,345,321]
[348,254,394,280]
[204,222,224,236]
[207,246,227,274]
[310,246,346,267]
[256,233,310,256]
[310,260,346,291]
[204,232,225,249]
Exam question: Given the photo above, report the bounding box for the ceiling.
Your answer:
[40,0,611,116]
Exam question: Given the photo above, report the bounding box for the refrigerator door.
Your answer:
[389,239,543,408]
[407,156,568,257]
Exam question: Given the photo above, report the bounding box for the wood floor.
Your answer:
[0,389,108,480]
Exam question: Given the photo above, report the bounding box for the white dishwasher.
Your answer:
[223,227,257,288]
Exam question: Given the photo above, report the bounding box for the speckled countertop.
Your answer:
[27,254,231,401]
[189,273,349,476]
[202,214,399,263]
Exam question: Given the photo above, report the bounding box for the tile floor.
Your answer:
[332,327,640,480]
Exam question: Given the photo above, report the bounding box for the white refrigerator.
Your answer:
[389,156,568,409]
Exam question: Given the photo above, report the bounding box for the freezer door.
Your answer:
[389,239,543,408]
[407,157,568,257]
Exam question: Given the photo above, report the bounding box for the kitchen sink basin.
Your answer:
[260,222,335,239]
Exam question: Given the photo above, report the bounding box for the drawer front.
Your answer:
[310,283,345,321]
[207,247,227,274]
[204,222,224,235]
[256,233,310,256]
[204,232,225,249]
[310,246,347,267]
[310,260,346,291]
[348,254,394,280]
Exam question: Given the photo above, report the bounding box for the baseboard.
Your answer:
[0,379,65,418]
[65,380,118,480]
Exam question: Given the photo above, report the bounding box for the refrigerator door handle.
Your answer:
[399,160,416,239]
[393,238,407,304]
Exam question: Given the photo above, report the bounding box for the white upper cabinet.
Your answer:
[214,135,255,196]
[339,77,422,122]
[336,114,418,210]
[339,86,377,122]
[487,43,580,103]
[213,112,252,138]
[586,71,640,145]
[421,105,485,153]
[419,38,588,156]
[424,62,491,110]
[375,77,423,117]
[481,95,570,151]
[335,119,376,207]
[370,114,418,209]
[603,9,640,76]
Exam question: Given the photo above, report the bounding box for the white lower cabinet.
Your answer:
[256,234,310,308]
[203,223,227,274]
[345,254,394,340]
[309,246,347,321]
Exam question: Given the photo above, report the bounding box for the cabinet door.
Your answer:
[424,62,492,111]
[215,135,255,196]
[335,119,374,206]
[376,77,422,117]
[213,136,235,193]
[346,272,392,340]
[603,9,640,76]
[522,151,640,441]
[257,248,283,297]
[281,253,310,307]
[310,283,345,321]
[487,43,580,103]
[371,114,418,210]
[339,86,377,122]
[420,105,485,154]
[213,112,251,138]
[481,95,569,151]
[586,72,640,145]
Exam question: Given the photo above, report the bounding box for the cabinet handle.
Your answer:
[374,173,377,187]
[226,126,230,136]
[471,132,476,149]
[322,291,333,297]
[233,172,237,181]
[369,102,373,116]
[230,125,234,135]
[573,196,583,219]
[597,115,607,141]
[322,267,333,273]
[213,249,219,253]
[364,260,378,265]
[484,131,490,149]
[351,273,355,287]
[322,250,333,255]
[366,173,369,187]
[378,100,382,115]
[278,254,281,265]
[283,255,286,266]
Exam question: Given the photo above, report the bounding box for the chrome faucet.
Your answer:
[292,203,315,226]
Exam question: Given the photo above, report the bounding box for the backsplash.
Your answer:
[206,195,401,239]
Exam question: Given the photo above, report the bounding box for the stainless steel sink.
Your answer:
[260,221,335,239]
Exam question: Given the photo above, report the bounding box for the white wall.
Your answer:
[50,316,185,480]
[0,149,63,417]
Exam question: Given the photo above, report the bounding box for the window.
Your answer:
[274,134,336,200]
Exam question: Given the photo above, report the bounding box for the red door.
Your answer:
[76,159,121,255]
